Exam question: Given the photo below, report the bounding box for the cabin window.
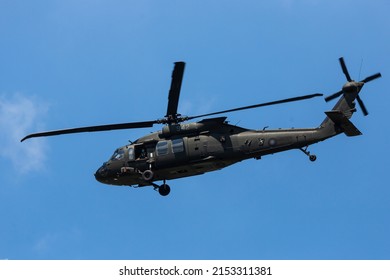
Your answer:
[172,138,184,153]
[156,141,169,156]
[128,147,135,161]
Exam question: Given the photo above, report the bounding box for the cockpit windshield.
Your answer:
[110,148,125,161]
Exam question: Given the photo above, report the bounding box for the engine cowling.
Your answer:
[159,117,227,138]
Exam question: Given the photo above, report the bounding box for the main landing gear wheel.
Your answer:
[151,181,171,196]
[158,184,171,196]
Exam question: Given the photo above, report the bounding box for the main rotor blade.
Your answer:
[21,120,157,142]
[339,57,352,82]
[361,72,381,83]
[356,95,369,116]
[166,61,185,118]
[187,93,323,120]
[324,90,343,102]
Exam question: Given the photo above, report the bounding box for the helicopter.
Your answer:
[21,57,381,196]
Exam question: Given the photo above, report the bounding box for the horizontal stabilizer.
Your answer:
[325,110,362,137]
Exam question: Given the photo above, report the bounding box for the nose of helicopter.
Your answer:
[94,163,109,183]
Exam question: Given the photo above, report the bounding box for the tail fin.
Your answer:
[324,110,361,136]
[318,95,361,139]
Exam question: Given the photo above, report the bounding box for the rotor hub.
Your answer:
[342,81,363,94]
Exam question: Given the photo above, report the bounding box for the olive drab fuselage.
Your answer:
[94,115,331,187]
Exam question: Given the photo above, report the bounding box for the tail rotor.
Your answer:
[324,57,381,116]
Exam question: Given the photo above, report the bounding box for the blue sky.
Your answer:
[0,0,389,260]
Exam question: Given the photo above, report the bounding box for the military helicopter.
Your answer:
[21,57,381,196]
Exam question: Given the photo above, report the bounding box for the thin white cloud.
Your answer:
[179,94,218,118]
[33,232,57,253]
[0,93,49,173]
[33,228,83,255]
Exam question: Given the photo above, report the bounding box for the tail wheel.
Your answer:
[142,170,154,181]
[159,184,170,196]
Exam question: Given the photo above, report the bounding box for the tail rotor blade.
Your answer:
[361,73,382,83]
[324,90,343,102]
[339,57,352,82]
[356,95,369,116]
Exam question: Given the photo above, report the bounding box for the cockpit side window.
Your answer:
[111,149,125,161]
